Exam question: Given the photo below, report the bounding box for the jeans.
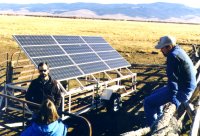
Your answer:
[144,86,174,126]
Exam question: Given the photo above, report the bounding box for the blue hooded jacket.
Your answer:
[21,119,67,136]
[166,45,197,106]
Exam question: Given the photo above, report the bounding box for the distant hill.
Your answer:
[1,2,200,23]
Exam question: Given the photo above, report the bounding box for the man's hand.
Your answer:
[172,97,181,109]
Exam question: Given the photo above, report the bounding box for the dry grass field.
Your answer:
[0,15,200,64]
[0,15,200,136]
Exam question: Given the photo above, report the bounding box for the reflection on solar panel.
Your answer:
[13,35,130,81]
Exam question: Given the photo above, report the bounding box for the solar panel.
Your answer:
[97,51,122,60]
[105,59,130,69]
[79,62,109,74]
[23,45,65,57]
[50,66,83,80]
[13,35,131,81]
[15,35,56,46]
[89,44,114,52]
[54,36,85,44]
[82,36,107,43]
[32,55,73,68]
[70,53,101,64]
[61,44,92,54]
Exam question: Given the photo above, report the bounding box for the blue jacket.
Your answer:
[21,119,67,136]
[167,46,197,106]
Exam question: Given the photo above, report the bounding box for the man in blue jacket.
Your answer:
[144,35,197,126]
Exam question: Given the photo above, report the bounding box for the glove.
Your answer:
[172,97,181,109]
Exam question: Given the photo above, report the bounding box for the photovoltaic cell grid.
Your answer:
[54,36,85,44]
[79,62,109,74]
[70,53,101,64]
[33,55,73,68]
[97,51,122,60]
[23,45,65,57]
[50,66,83,80]
[61,44,92,54]
[106,59,130,69]
[14,35,57,46]
[13,35,130,81]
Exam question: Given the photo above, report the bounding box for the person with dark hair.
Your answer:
[144,35,197,126]
[21,98,67,136]
[25,62,62,111]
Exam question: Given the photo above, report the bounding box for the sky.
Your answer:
[0,0,200,8]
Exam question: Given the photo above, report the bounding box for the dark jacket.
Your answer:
[20,119,67,136]
[25,75,62,110]
[166,45,197,106]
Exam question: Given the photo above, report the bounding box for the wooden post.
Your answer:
[121,103,177,136]
[190,86,200,136]
[151,103,177,136]
[121,127,151,136]
[6,61,14,84]
[192,44,199,58]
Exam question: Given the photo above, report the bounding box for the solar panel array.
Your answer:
[13,35,130,81]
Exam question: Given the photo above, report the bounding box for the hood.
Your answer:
[21,119,67,136]
[32,120,61,135]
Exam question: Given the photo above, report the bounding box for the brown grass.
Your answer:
[0,15,200,57]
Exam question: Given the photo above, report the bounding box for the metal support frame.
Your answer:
[3,67,136,116]
[3,83,32,114]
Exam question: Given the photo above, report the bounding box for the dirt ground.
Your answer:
[0,46,194,136]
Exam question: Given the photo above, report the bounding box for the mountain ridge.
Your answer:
[1,2,200,23]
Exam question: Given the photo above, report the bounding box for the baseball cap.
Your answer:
[155,35,176,49]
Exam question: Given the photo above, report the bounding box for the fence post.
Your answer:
[6,61,14,84]
[192,45,199,62]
